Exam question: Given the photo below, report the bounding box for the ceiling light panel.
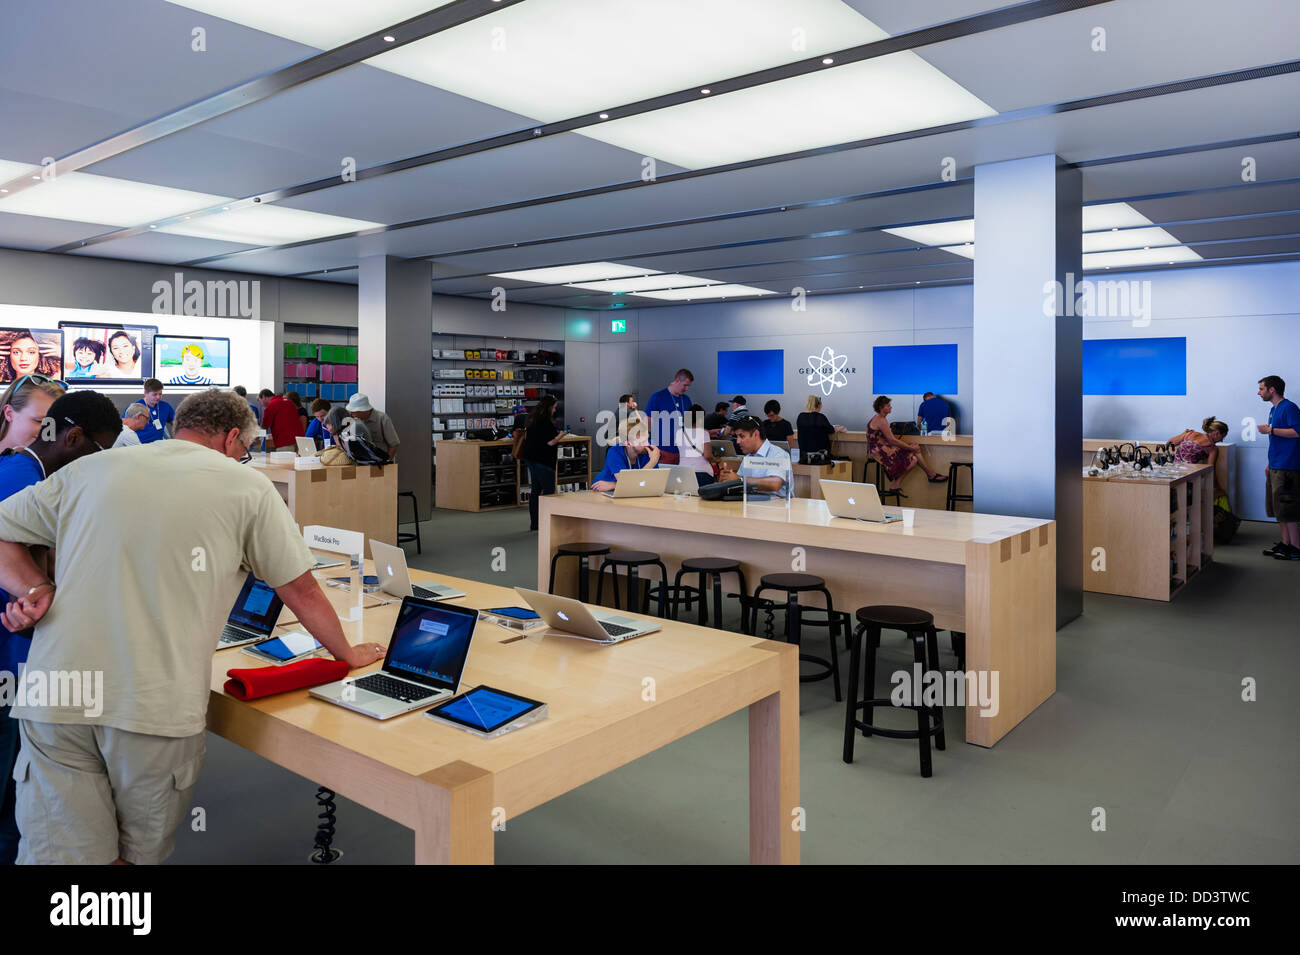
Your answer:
[162,1,459,50]
[1084,247,1203,269]
[633,284,776,301]
[160,205,379,246]
[490,262,654,285]
[567,274,717,293]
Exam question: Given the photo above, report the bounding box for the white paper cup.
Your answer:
[901,508,916,528]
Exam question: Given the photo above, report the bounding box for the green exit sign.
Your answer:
[610,319,628,333]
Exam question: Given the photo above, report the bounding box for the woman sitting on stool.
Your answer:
[866,395,947,497]
[592,413,661,492]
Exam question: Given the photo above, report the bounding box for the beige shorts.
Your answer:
[12,720,205,865]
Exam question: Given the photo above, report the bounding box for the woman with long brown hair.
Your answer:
[520,395,570,531]
[0,329,62,381]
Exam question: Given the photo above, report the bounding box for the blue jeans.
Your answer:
[526,462,556,530]
[0,707,18,865]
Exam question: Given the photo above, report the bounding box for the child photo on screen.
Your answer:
[168,343,212,386]
[66,337,108,379]
[105,329,142,379]
[0,328,62,382]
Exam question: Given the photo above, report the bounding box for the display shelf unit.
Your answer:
[1082,462,1214,601]
[435,436,591,512]
[282,332,359,403]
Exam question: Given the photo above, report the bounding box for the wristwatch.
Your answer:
[26,582,54,596]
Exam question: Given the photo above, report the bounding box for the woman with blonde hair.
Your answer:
[0,376,66,453]
[591,412,661,492]
[1168,417,1228,466]
[796,394,847,459]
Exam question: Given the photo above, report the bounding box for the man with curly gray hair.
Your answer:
[0,388,385,865]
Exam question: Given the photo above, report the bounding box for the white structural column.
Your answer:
[973,154,1082,626]
[358,255,433,519]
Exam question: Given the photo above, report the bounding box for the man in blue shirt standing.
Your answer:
[917,392,952,435]
[136,378,175,444]
[1258,374,1300,561]
[0,391,120,865]
[644,368,694,465]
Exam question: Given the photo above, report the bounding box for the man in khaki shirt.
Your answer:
[0,389,384,864]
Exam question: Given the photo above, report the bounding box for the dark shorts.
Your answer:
[1265,468,1300,521]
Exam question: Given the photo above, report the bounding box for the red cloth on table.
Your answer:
[224,658,348,700]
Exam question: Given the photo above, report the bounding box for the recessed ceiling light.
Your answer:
[570,274,716,294]
[149,224,157,229]
[161,1,459,49]
[383,35,395,42]
[822,57,834,64]
[162,205,378,245]
[700,88,711,95]
[599,113,609,119]
[491,262,652,285]
[30,175,39,180]
[633,283,775,301]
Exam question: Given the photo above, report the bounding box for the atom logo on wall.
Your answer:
[805,346,849,395]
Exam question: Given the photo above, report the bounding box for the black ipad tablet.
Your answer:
[426,685,546,736]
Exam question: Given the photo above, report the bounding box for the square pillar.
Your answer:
[973,155,1082,626]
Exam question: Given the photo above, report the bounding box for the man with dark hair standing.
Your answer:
[0,390,120,865]
[136,378,174,444]
[1258,375,1300,560]
[644,369,694,465]
[0,389,384,865]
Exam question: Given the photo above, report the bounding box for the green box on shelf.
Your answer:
[343,346,358,362]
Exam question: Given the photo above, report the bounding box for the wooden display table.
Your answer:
[792,460,852,499]
[1082,439,1232,509]
[790,433,972,510]
[249,457,396,559]
[208,564,799,864]
[1082,462,1214,601]
[540,492,1056,748]
[435,436,591,512]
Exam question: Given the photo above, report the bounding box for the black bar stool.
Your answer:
[945,462,973,511]
[397,491,422,554]
[865,458,902,504]
[547,542,610,603]
[843,605,946,777]
[950,631,966,671]
[596,550,669,617]
[669,557,749,630]
[750,573,844,701]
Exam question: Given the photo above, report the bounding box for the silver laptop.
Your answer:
[309,597,478,719]
[601,467,670,499]
[657,464,700,496]
[820,480,903,523]
[370,539,466,601]
[707,439,735,458]
[295,436,317,456]
[514,587,661,644]
[217,573,287,648]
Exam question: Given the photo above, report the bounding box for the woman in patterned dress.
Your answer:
[866,395,947,497]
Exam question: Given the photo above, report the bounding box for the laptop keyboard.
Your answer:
[219,625,257,645]
[352,673,434,703]
[600,622,635,638]
[411,584,441,599]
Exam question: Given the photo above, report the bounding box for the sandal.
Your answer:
[928,474,949,483]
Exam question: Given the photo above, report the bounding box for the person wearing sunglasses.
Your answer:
[0,389,119,865]
[0,374,67,455]
[0,388,384,865]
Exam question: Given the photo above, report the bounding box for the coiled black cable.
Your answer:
[309,787,342,863]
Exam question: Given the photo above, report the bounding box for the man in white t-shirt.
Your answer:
[111,402,150,448]
[0,389,385,865]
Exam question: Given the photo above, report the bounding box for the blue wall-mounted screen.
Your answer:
[1083,337,1186,395]
[871,344,958,394]
[717,349,784,395]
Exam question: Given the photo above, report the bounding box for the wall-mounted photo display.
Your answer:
[155,336,231,387]
[0,327,64,383]
[57,321,157,383]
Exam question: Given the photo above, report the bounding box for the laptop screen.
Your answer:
[227,573,284,635]
[385,599,477,690]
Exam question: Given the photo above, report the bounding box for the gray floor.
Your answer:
[171,510,1300,864]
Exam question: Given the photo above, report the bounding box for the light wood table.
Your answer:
[249,458,397,559]
[1082,462,1215,601]
[541,492,1055,747]
[792,460,852,499]
[435,436,591,511]
[207,564,799,864]
[1083,439,1232,509]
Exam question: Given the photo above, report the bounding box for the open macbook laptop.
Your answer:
[515,587,661,644]
[370,539,466,601]
[601,467,670,499]
[309,597,478,719]
[657,464,700,496]
[820,480,903,523]
[218,573,287,648]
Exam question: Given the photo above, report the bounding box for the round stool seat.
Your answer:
[681,556,741,573]
[556,542,611,556]
[855,604,935,629]
[758,572,827,592]
[603,550,662,565]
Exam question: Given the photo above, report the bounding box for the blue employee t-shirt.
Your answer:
[304,417,331,447]
[1268,398,1300,470]
[644,387,692,454]
[593,445,651,485]
[137,399,175,444]
[0,451,45,673]
[918,396,951,433]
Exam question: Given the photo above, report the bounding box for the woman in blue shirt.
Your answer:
[592,413,661,491]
